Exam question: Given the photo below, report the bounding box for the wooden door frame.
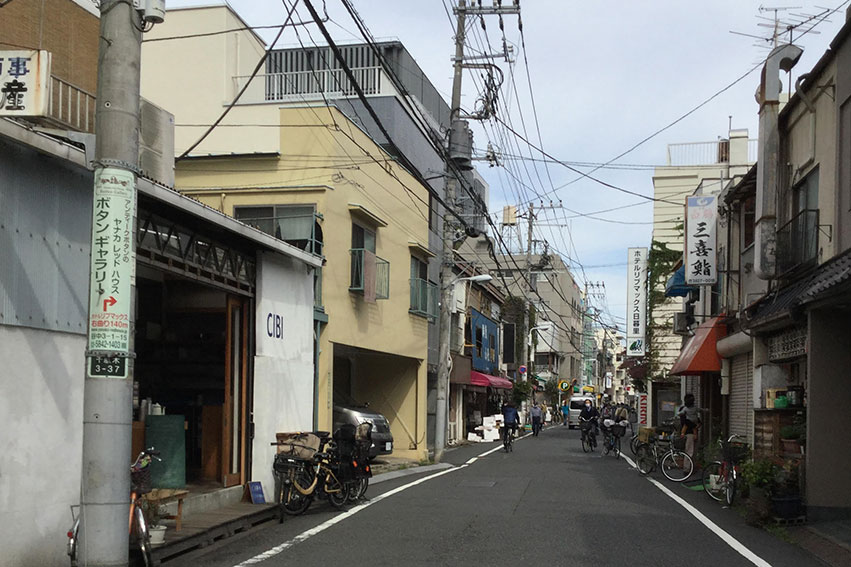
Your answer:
[223,296,249,487]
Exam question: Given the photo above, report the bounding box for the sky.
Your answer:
[167,0,850,331]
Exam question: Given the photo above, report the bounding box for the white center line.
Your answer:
[621,454,773,567]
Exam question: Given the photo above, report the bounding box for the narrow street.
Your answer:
[166,426,820,567]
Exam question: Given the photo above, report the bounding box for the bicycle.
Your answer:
[702,434,749,506]
[501,422,517,452]
[634,432,693,481]
[579,417,597,453]
[601,419,627,458]
[272,431,350,516]
[67,447,161,567]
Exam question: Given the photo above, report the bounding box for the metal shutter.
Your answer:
[729,353,753,443]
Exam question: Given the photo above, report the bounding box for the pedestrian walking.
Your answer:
[677,393,701,458]
[561,401,569,426]
[530,402,543,436]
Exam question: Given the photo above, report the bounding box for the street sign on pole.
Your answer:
[519,365,527,375]
[558,380,570,392]
[87,167,135,378]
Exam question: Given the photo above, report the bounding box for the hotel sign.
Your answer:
[626,247,647,357]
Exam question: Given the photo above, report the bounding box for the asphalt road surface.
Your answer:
[167,425,824,567]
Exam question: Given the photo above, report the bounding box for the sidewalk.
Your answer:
[789,520,851,567]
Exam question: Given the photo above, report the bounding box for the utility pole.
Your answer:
[435,0,519,463]
[79,1,149,564]
[522,202,534,384]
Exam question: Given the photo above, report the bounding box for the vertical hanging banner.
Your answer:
[685,195,718,285]
[626,247,647,357]
[87,167,136,378]
[0,50,51,117]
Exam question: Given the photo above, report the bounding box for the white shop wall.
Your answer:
[252,252,315,498]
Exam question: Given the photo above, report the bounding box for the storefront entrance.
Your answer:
[135,268,251,488]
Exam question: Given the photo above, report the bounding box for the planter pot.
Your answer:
[771,495,803,519]
[746,486,772,526]
[781,439,802,455]
[149,525,167,545]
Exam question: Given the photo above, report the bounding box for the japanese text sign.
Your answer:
[87,168,135,378]
[0,50,50,117]
[685,195,718,285]
[626,247,647,357]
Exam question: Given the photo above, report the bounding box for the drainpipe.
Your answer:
[754,44,803,280]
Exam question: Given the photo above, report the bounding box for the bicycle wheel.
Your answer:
[635,444,655,475]
[630,434,641,456]
[347,477,368,502]
[725,467,737,506]
[134,504,153,567]
[614,436,621,459]
[702,461,725,502]
[660,450,694,482]
[581,430,590,453]
[283,466,313,515]
[325,473,349,509]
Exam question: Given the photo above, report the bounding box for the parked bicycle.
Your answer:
[67,447,161,567]
[579,416,597,453]
[334,423,373,503]
[702,434,749,506]
[272,431,350,517]
[634,429,693,481]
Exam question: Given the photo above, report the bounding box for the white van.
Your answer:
[567,395,596,429]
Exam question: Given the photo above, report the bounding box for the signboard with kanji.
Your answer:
[0,50,51,117]
[87,168,135,378]
[626,247,647,357]
[685,195,718,285]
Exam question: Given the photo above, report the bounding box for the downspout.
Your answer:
[794,72,817,176]
[754,44,803,280]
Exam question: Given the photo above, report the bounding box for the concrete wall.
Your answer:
[807,308,851,519]
[251,252,315,499]
[0,325,85,566]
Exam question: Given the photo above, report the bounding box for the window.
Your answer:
[409,256,437,318]
[502,323,515,364]
[489,333,495,362]
[350,223,388,297]
[235,205,321,254]
[475,325,483,358]
[352,223,376,253]
[535,353,549,367]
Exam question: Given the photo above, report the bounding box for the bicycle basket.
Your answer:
[722,441,749,463]
[579,420,593,432]
[131,467,152,495]
[611,424,627,438]
[276,432,321,460]
[671,435,687,451]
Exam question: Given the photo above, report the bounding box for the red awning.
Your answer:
[470,370,513,389]
[669,316,726,376]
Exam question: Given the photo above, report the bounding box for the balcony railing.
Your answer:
[666,139,758,166]
[776,209,819,276]
[233,66,389,104]
[409,278,438,319]
[350,248,389,300]
[47,76,96,133]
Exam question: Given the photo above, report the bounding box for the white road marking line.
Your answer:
[233,464,466,566]
[621,455,773,567]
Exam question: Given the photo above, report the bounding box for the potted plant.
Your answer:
[771,459,804,519]
[741,459,777,526]
[779,424,803,455]
[140,499,168,545]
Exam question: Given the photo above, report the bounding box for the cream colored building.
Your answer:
[141,4,435,459]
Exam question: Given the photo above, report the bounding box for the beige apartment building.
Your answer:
[142,4,435,459]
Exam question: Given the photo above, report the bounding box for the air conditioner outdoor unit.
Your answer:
[673,312,691,336]
[139,98,175,188]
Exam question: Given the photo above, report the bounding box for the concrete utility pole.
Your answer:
[79,1,146,564]
[435,0,467,464]
[522,202,533,382]
[435,0,520,463]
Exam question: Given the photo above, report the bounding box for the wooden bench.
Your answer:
[143,489,190,531]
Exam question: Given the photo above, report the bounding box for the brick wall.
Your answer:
[0,0,99,94]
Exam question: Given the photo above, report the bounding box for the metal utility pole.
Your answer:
[79,1,148,564]
[435,0,519,463]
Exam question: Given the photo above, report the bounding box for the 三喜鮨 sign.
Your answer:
[87,168,135,378]
[626,247,647,357]
[685,195,717,285]
[0,50,51,117]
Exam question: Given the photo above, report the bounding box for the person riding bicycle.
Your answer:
[579,399,599,442]
[677,393,701,458]
[599,395,615,437]
[501,401,519,443]
[530,402,543,436]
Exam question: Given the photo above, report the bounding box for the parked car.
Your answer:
[333,405,393,459]
[567,395,596,429]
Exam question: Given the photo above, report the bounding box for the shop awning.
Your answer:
[470,370,513,389]
[669,316,726,376]
[665,265,695,297]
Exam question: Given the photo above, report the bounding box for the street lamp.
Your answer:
[445,273,492,288]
